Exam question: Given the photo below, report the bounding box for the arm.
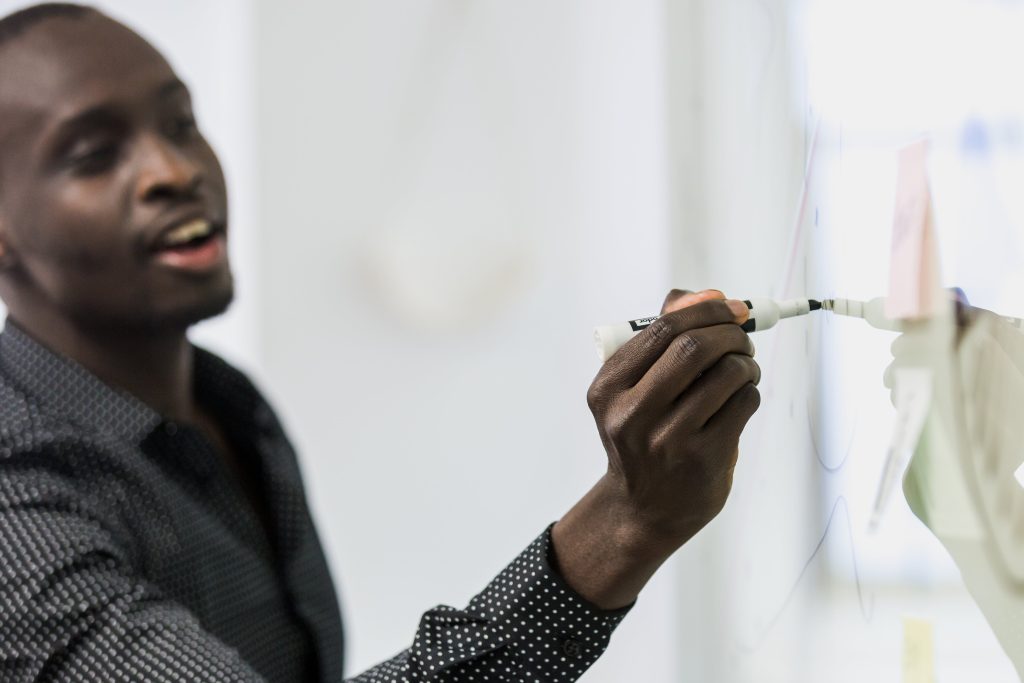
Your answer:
[2,458,623,683]
[553,290,760,609]
[0,468,267,682]
[349,290,760,680]
[347,524,630,682]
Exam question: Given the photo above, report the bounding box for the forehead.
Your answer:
[0,12,178,134]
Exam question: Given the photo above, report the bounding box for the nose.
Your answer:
[135,132,204,203]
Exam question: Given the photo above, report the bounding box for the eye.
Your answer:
[68,143,119,176]
[166,113,198,141]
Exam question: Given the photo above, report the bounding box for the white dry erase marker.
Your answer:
[822,297,1024,331]
[594,298,823,362]
[820,298,900,331]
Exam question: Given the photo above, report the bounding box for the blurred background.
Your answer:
[3,0,1024,680]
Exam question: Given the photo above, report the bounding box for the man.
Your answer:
[0,4,760,681]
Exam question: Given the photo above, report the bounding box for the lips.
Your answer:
[159,218,215,248]
[149,215,228,273]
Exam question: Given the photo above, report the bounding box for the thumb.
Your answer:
[661,288,726,315]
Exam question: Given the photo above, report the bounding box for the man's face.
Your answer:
[0,11,232,333]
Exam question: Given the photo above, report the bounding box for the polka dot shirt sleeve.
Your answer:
[346,524,633,682]
[0,469,268,682]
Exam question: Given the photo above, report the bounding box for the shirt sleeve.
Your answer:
[346,524,633,682]
[2,462,630,682]
[0,469,267,682]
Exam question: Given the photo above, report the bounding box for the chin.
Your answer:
[62,270,236,335]
[166,280,235,330]
[113,277,236,334]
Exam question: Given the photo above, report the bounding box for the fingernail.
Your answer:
[949,286,970,305]
[699,289,726,299]
[727,299,749,321]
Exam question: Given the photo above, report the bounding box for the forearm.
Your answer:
[348,524,631,681]
[550,474,683,611]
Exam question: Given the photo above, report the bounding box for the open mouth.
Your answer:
[154,218,219,253]
[151,218,227,271]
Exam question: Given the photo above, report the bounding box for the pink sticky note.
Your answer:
[887,141,942,320]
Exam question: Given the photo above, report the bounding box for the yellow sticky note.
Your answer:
[887,140,942,320]
[903,617,936,683]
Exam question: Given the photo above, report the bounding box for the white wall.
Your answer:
[253,1,678,679]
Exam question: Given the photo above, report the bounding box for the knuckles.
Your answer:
[747,357,762,385]
[670,332,703,363]
[737,382,761,413]
[720,352,747,375]
[645,317,677,347]
[586,381,604,414]
[724,353,761,385]
[601,395,646,445]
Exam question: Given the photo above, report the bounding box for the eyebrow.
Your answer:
[155,78,189,100]
[46,106,122,156]
[44,78,191,156]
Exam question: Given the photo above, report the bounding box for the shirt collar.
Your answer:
[0,320,166,444]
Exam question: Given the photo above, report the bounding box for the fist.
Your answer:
[586,289,762,546]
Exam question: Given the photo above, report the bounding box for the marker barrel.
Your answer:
[594,298,817,362]
[828,297,901,331]
[594,318,657,362]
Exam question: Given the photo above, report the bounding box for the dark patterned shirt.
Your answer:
[0,321,631,682]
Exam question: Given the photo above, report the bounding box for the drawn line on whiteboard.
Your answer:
[805,312,860,473]
[777,116,822,299]
[733,495,874,654]
[806,403,859,473]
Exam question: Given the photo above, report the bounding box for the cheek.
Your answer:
[201,143,228,198]
[17,180,131,269]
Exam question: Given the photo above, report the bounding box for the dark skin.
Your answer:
[0,11,761,613]
[0,12,231,417]
[553,289,760,608]
[0,13,261,521]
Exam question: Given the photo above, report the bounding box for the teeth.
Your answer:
[163,219,212,246]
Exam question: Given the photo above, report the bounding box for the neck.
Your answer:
[7,308,196,422]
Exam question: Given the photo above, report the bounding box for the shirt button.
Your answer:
[562,638,583,659]
[164,421,179,436]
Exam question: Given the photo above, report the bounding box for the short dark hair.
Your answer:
[0,3,93,49]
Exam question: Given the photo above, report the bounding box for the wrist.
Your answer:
[590,472,697,558]
[550,474,684,610]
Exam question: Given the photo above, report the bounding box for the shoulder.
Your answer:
[0,372,129,541]
[192,345,289,435]
[193,346,267,404]
[0,367,63,454]
[0,358,136,506]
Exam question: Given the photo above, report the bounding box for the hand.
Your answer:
[586,288,761,547]
[551,288,762,610]
[884,288,975,404]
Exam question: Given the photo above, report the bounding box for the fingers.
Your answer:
[888,332,932,378]
[702,382,762,444]
[661,289,726,315]
[598,299,750,391]
[675,353,761,426]
[633,325,756,406]
[661,289,693,313]
[890,335,910,357]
